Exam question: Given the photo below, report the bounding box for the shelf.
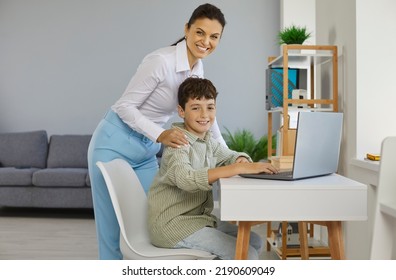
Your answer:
[350,158,380,173]
[267,107,334,113]
[269,53,334,68]
[267,236,331,259]
[380,201,396,218]
[268,45,337,69]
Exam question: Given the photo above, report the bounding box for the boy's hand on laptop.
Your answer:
[237,162,278,175]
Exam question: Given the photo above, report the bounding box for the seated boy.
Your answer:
[147,77,278,260]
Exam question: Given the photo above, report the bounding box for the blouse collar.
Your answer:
[175,40,203,76]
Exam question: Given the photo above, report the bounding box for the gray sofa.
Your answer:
[0,130,93,209]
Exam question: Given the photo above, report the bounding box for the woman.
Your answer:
[87,3,226,260]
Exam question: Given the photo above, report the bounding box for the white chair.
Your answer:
[370,136,396,259]
[96,158,216,260]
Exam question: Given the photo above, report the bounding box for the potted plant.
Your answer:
[222,127,276,162]
[278,24,311,45]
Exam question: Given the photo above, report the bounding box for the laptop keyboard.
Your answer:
[269,170,293,177]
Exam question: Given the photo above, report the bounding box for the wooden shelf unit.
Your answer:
[267,222,330,260]
[271,244,331,259]
[267,45,338,158]
[265,45,339,259]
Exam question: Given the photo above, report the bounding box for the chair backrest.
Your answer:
[377,137,396,204]
[96,159,150,249]
[370,136,396,259]
[97,158,216,260]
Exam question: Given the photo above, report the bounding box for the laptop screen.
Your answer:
[292,111,343,178]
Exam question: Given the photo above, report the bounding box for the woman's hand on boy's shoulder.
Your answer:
[157,128,189,148]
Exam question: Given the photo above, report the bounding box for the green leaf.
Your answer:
[278,24,311,45]
[222,127,276,162]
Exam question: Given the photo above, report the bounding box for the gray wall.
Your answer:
[0,0,280,138]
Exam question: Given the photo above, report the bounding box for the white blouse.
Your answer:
[112,40,225,145]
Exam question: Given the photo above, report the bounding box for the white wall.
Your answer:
[356,0,396,157]
[283,0,393,259]
[281,0,316,45]
[353,0,396,260]
[315,0,396,259]
[0,0,280,139]
[314,0,360,259]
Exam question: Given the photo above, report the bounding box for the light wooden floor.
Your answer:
[0,207,278,260]
[0,207,98,260]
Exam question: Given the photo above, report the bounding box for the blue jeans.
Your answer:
[174,221,263,260]
[88,110,160,260]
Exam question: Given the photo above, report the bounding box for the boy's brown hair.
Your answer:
[178,77,218,109]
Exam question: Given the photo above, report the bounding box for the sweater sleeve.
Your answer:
[161,146,212,193]
[210,138,252,166]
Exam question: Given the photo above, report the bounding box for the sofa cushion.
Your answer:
[0,130,48,168]
[0,167,39,186]
[47,135,91,168]
[32,168,88,187]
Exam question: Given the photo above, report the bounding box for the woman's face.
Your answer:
[184,18,223,68]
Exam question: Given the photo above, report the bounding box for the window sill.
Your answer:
[350,158,380,173]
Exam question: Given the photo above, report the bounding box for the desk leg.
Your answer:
[326,221,345,260]
[235,221,251,260]
[266,221,272,251]
[298,222,309,260]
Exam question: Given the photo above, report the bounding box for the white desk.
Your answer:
[218,174,367,259]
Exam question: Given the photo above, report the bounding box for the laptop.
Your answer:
[240,111,343,181]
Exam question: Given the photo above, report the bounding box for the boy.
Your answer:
[147,77,278,259]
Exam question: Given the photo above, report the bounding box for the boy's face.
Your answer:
[178,97,216,139]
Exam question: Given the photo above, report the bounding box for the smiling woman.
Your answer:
[184,18,223,68]
[87,3,228,260]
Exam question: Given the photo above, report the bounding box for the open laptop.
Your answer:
[240,111,343,181]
